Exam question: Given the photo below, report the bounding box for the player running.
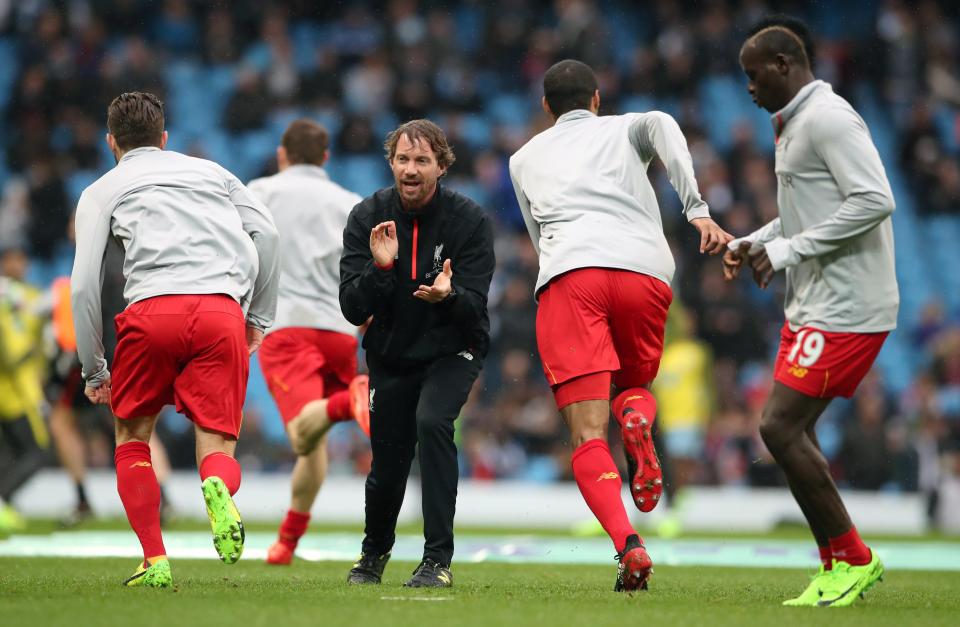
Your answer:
[509,60,731,591]
[48,254,174,527]
[725,21,897,607]
[247,119,370,566]
[71,92,280,588]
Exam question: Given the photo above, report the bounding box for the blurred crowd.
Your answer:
[0,0,959,528]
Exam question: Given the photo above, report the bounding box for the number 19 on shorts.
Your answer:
[786,329,825,367]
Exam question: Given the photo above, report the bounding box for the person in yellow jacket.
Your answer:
[651,304,715,534]
[0,248,50,534]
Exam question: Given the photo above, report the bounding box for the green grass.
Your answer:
[17,516,960,543]
[1,557,957,627]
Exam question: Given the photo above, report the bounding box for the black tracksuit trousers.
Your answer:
[361,350,482,566]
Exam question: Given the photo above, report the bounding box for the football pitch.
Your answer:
[2,524,958,627]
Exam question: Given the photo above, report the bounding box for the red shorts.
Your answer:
[536,268,672,408]
[258,328,358,424]
[111,294,248,438]
[774,322,888,399]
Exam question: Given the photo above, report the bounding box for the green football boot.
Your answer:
[0,503,27,533]
[201,476,244,564]
[783,564,833,606]
[817,552,884,607]
[123,559,172,588]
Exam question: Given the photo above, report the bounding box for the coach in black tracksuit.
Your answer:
[340,119,494,588]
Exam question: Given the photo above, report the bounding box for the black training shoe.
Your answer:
[404,558,453,588]
[614,534,653,592]
[58,502,95,529]
[347,551,391,584]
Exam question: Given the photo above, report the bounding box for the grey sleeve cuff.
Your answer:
[685,204,711,221]
[765,237,801,271]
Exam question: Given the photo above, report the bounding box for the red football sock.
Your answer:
[326,390,352,423]
[277,509,311,551]
[612,388,657,425]
[115,441,166,562]
[819,545,833,570]
[572,438,638,553]
[829,527,871,566]
[199,452,242,496]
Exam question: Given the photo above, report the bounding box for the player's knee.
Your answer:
[115,418,153,445]
[758,409,792,453]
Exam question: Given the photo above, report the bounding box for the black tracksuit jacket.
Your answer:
[339,184,495,369]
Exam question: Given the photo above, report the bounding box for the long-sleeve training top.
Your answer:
[71,146,280,386]
[508,109,712,294]
[248,164,361,337]
[729,80,899,333]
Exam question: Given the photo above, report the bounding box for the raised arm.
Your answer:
[339,209,398,326]
[630,112,710,221]
[630,112,730,253]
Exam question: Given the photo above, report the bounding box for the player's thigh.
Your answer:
[761,382,832,443]
[536,268,619,387]
[110,307,180,420]
[317,330,359,396]
[259,329,329,423]
[174,305,248,440]
[774,324,888,400]
[608,271,672,388]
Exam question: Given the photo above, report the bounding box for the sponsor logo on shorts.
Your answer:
[129,461,152,469]
[596,472,619,482]
[787,365,809,378]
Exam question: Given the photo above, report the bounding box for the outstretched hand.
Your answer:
[691,217,734,255]
[414,259,453,303]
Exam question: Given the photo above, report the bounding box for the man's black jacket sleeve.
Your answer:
[339,209,397,325]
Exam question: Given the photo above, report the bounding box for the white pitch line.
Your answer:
[380,596,454,602]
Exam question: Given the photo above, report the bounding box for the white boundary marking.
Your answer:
[380,596,453,602]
